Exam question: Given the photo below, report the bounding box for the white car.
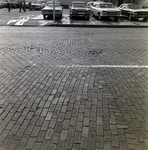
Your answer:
[118,3,148,21]
[89,1,121,21]
[31,1,46,10]
[41,2,63,19]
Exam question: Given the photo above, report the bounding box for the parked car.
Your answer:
[41,1,63,19]
[31,0,46,10]
[118,3,148,21]
[0,2,4,8]
[69,1,91,19]
[89,1,121,21]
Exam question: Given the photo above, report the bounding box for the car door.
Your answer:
[119,4,129,16]
[93,4,99,16]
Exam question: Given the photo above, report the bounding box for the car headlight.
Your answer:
[102,11,107,14]
[134,12,137,15]
[117,11,120,15]
[72,9,76,12]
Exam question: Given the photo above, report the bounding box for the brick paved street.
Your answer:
[0,27,148,150]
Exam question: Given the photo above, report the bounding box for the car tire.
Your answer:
[115,17,118,22]
[91,11,95,17]
[70,14,73,19]
[43,15,46,19]
[143,17,148,22]
[128,14,134,20]
[59,14,62,19]
[86,16,90,20]
[98,13,102,20]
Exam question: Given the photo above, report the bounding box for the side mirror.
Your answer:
[69,4,71,8]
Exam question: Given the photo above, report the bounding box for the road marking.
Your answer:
[38,20,55,26]
[15,16,30,25]
[7,16,31,25]
[7,19,18,25]
[58,65,148,68]
[32,14,43,19]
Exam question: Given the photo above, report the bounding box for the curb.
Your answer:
[6,24,148,28]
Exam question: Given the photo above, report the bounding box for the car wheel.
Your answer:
[115,17,118,22]
[128,14,134,20]
[143,17,148,22]
[70,14,73,19]
[91,11,95,17]
[98,13,102,20]
[43,15,46,19]
[85,16,89,20]
[59,14,62,19]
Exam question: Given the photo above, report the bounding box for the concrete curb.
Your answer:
[6,24,148,28]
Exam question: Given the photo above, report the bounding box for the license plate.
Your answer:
[79,13,85,15]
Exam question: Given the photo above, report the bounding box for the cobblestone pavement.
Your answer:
[0,27,148,150]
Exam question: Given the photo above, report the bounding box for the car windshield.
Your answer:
[47,3,60,7]
[99,4,113,8]
[128,4,142,9]
[72,3,86,8]
[33,1,43,4]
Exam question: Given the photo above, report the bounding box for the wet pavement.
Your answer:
[0,11,148,150]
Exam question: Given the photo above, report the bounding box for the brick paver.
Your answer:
[0,27,148,150]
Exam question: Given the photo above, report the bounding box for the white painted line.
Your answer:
[7,19,18,25]
[15,16,30,25]
[32,14,43,19]
[58,65,148,68]
[38,20,55,26]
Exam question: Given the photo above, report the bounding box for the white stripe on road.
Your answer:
[7,16,31,25]
[58,65,148,68]
[38,20,55,26]
[15,16,30,25]
[7,19,18,25]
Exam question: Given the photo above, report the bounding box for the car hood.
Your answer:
[72,7,90,11]
[31,3,41,6]
[127,9,148,12]
[42,6,62,10]
[100,8,120,12]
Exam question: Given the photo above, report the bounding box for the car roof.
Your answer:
[93,2,112,5]
[72,1,86,4]
[121,3,139,5]
[47,1,60,3]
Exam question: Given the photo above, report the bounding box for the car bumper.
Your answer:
[31,6,41,10]
[42,11,62,17]
[101,14,121,17]
[70,12,90,17]
[132,14,148,18]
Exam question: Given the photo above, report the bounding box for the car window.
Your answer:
[99,4,113,8]
[128,4,142,9]
[47,3,61,7]
[72,3,86,8]
[119,5,123,8]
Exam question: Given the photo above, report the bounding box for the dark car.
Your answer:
[69,1,91,19]
[119,3,148,21]
[41,1,63,19]
[0,2,4,8]
[2,0,19,8]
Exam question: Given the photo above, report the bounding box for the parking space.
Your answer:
[1,8,148,26]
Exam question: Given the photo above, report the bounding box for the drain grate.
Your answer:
[87,49,104,55]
